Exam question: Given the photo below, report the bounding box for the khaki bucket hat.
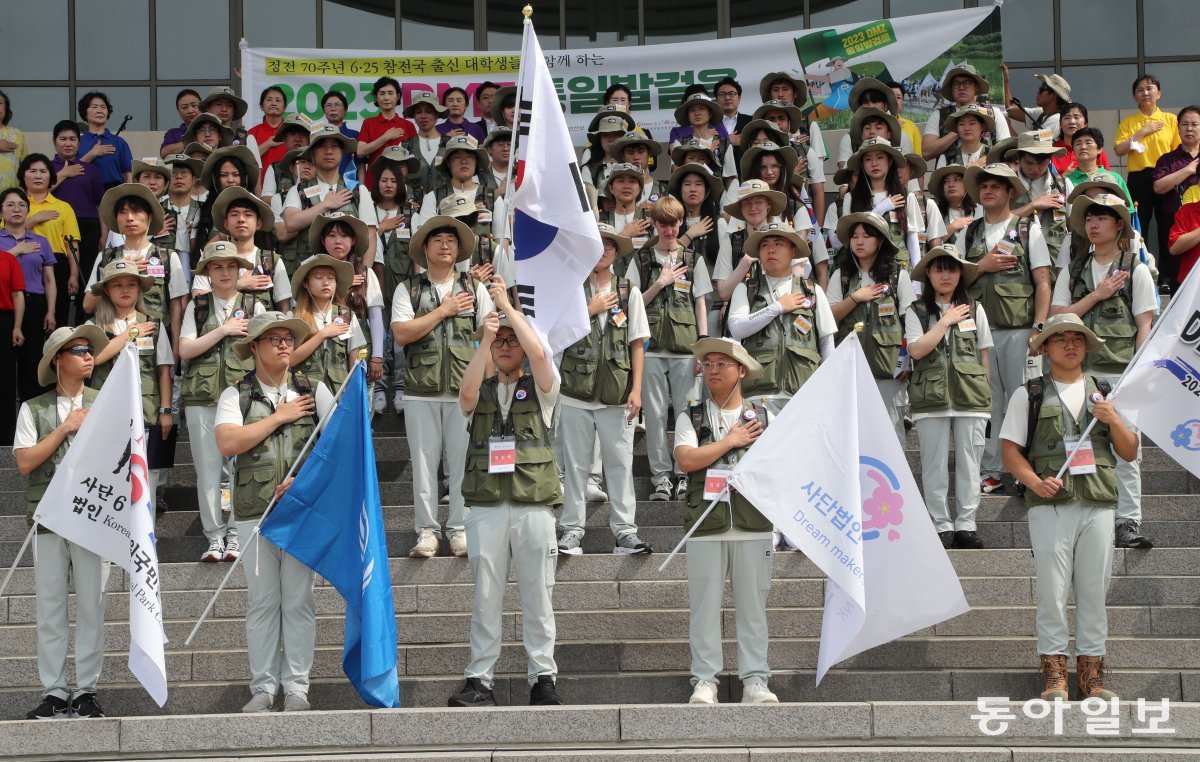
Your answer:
[692,337,763,380]
[233,311,313,361]
[38,325,110,386]
[1029,312,1105,353]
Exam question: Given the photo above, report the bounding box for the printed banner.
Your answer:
[241,5,999,142]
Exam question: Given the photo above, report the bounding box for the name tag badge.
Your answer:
[918,232,928,246]
[146,256,166,278]
[703,468,732,502]
[995,239,1016,257]
[396,227,411,240]
[611,309,627,327]
[793,314,812,335]
[957,318,977,332]
[632,237,649,250]
[489,436,516,474]
[877,302,896,318]
[303,185,323,202]
[1065,436,1097,475]
[135,335,155,352]
[673,278,692,294]
[1053,207,1067,221]
[888,211,899,224]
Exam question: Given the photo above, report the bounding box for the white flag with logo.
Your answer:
[1111,267,1200,476]
[509,18,603,354]
[729,334,969,683]
[35,345,168,706]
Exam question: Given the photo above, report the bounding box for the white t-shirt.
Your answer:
[561,279,651,412]
[1052,259,1157,319]
[903,302,994,420]
[931,145,986,171]
[215,376,335,428]
[923,104,1012,141]
[825,265,918,315]
[673,399,773,542]
[461,375,559,431]
[308,303,367,355]
[623,248,714,358]
[163,198,200,254]
[921,197,949,244]
[391,277,494,403]
[1023,107,1062,141]
[1000,377,1085,449]
[14,393,84,452]
[972,214,1054,274]
[87,243,189,301]
[191,247,292,305]
[282,183,378,228]
[840,191,925,236]
[180,293,266,340]
[86,317,174,367]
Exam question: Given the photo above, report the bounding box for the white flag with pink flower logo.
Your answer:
[730,333,969,684]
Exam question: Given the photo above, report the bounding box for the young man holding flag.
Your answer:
[214,311,335,713]
[15,325,110,719]
[1001,313,1138,702]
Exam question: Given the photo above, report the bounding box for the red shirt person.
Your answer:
[356,77,416,190]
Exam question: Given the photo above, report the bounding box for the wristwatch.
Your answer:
[1031,322,1045,331]
[159,407,174,415]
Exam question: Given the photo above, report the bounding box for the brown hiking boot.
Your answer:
[1039,654,1069,700]
[1077,655,1118,700]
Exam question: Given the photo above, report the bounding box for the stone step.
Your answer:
[3,701,1198,759]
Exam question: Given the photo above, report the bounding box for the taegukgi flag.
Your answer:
[509,15,603,354]
[1110,266,1200,476]
[729,334,968,683]
[35,344,168,706]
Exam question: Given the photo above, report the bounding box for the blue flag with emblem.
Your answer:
[260,364,399,707]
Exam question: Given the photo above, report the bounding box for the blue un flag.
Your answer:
[262,364,399,707]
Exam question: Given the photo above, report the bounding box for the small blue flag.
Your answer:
[261,365,399,707]
[343,162,359,192]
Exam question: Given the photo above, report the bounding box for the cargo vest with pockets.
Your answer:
[296,305,352,392]
[684,399,771,536]
[1069,251,1138,375]
[937,103,998,153]
[434,183,498,268]
[840,198,911,272]
[600,207,648,276]
[1025,375,1118,508]
[404,273,477,396]
[560,276,634,405]
[381,208,417,310]
[152,197,201,252]
[461,375,563,506]
[24,387,100,524]
[181,292,257,406]
[232,371,316,521]
[88,312,162,426]
[401,135,443,205]
[1015,170,1068,256]
[834,264,903,379]
[963,215,1036,329]
[99,245,173,324]
[640,245,700,355]
[244,248,283,312]
[908,301,991,414]
[741,272,821,396]
[291,177,360,265]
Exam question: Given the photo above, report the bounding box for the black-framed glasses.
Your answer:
[491,336,520,348]
[60,345,94,357]
[716,90,739,98]
[258,335,296,347]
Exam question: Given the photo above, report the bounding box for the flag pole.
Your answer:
[0,524,37,599]
[657,488,728,572]
[185,352,369,646]
[1052,280,1184,479]
[498,5,533,283]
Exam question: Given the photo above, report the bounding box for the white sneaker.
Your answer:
[585,483,609,503]
[201,538,224,563]
[558,529,584,555]
[410,529,439,558]
[448,531,468,558]
[393,389,405,412]
[282,690,310,711]
[241,690,274,713]
[689,680,718,705]
[373,390,386,414]
[741,682,778,704]
[222,538,241,562]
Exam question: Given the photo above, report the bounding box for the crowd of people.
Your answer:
[0,61,1187,718]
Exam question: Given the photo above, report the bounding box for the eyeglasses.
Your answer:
[59,345,95,357]
[716,90,739,98]
[258,335,295,347]
[951,78,975,88]
[1,201,28,210]
[491,336,520,348]
[1047,334,1085,347]
[700,360,738,372]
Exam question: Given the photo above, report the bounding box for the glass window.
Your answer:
[564,0,638,48]
[403,11,473,51]
[811,0,884,28]
[1144,0,1200,58]
[157,0,230,80]
[731,1,805,38]
[4,87,70,134]
[888,0,964,16]
[0,1,69,81]
[1142,63,1200,112]
[1000,0,1052,63]
[76,0,150,80]
[89,87,153,133]
[1060,0,1136,61]
[1061,64,1140,111]
[244,0,317,48]
[1003,65,1044,123]
[645,0,716,44]
[156,85,212,135]
[323,0,395,50]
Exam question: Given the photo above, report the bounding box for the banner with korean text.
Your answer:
[241,4,998,144]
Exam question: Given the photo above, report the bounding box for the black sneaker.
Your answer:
[25,695,70,720]
[938,531,955,549]
[71,693,105,718]
[953,530,984,550]
[1115,519,1154,549]
[448,678,496,707]
[529,675,563,705]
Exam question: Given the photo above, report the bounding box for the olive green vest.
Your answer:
[232,372,316,521]
[461,375,563,506]
[24,388,100,524]
[99,245,173,324]
[741,273,821,396]
[292,177,359,264]
[381,210,416,309]
[600,207,647,277]
[152,198,201,251]
[908,302,991,414]
[840,202,911,272]
[296,306,352,392]
[403,273,477,396]
[834,265,903,380]
[181,292,257,406]
[963,215,1036,329]
[242,249,283,312]
[640,246,699,355]
[1014,171,1068,256]
[684,400,771,537]
[1069,252,1138,375]
[88,313,162,426]
[560,277,634,405]
[401,135,443,203]
[1025,375,1118,508]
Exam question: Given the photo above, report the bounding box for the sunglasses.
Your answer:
[59,345,95,357]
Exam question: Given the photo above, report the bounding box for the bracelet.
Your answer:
[369,356,383,363]
[849,294,861,304]
[158,407,173,415]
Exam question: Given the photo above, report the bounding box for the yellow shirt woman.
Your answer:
[27,193,81,255]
